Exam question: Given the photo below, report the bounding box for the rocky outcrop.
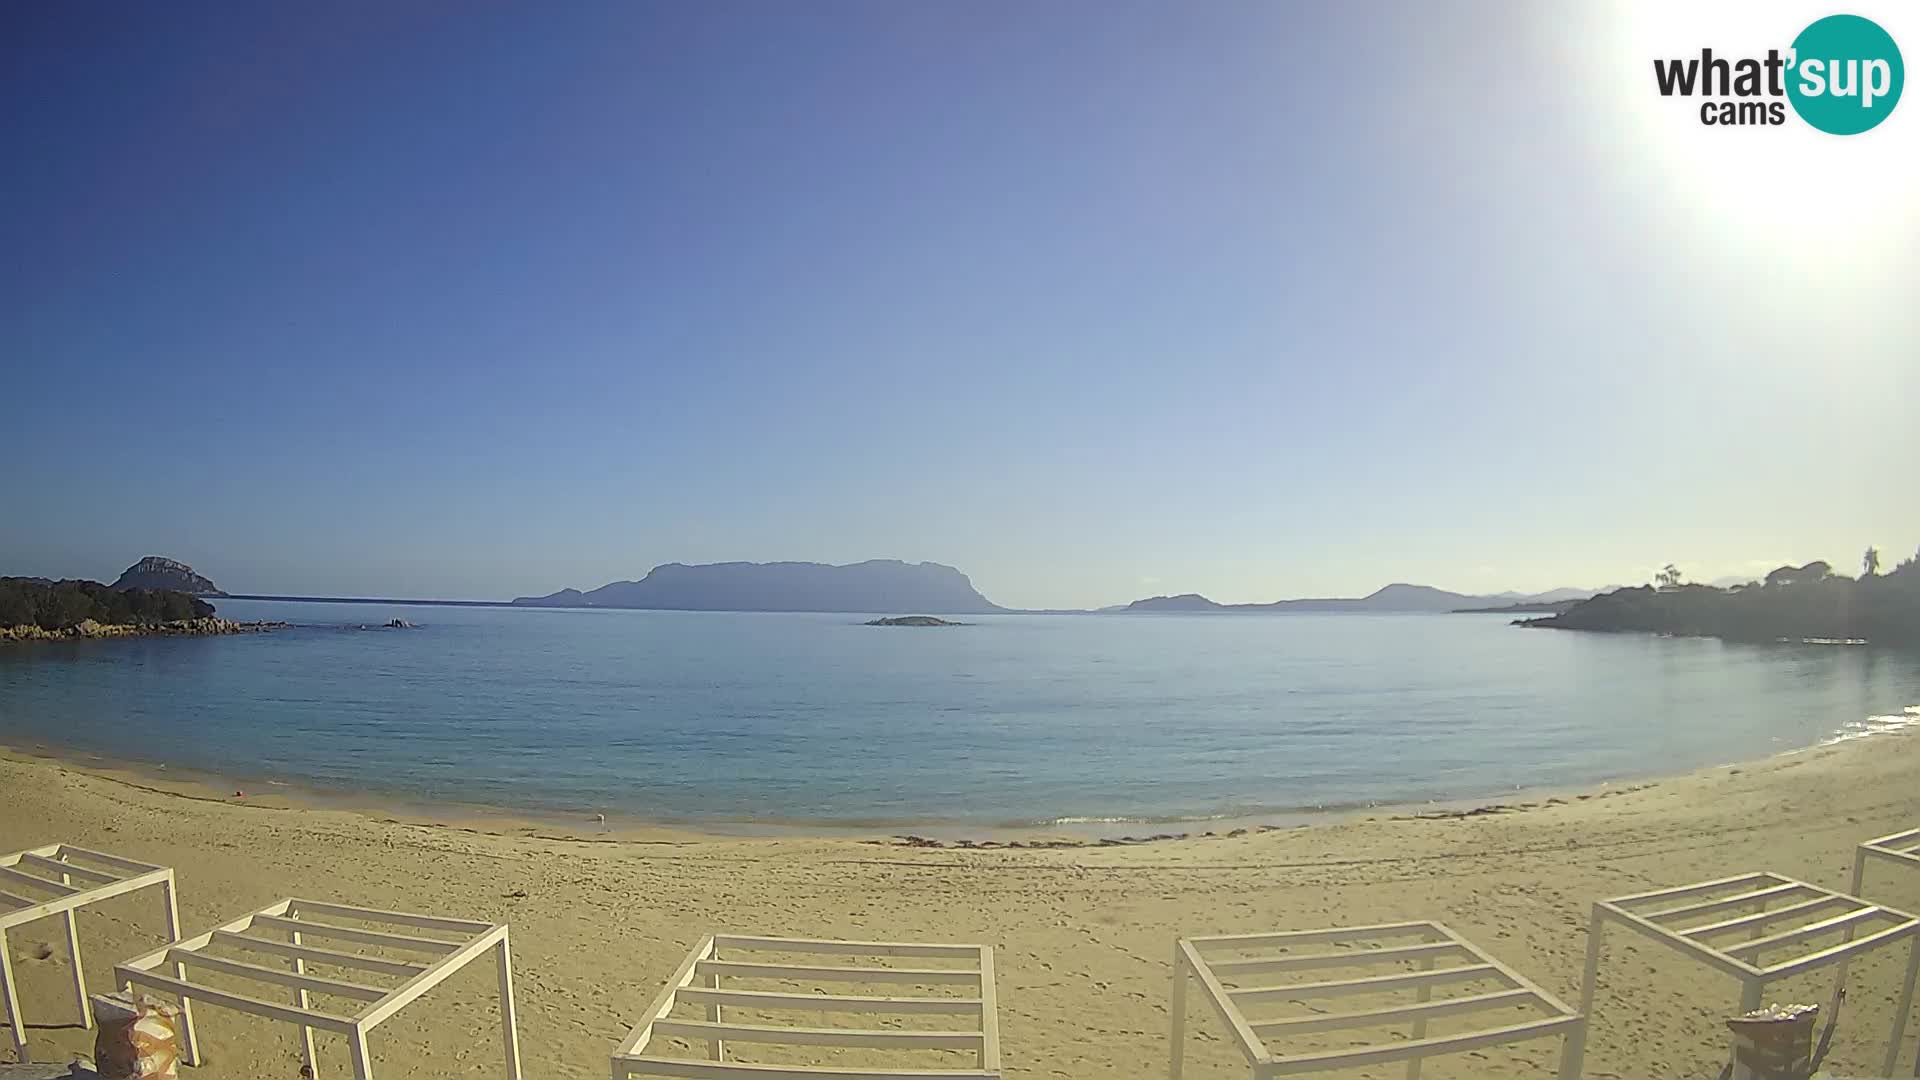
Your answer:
[0,617,284,644]
[865,615,967,626]
[112,556,224,595]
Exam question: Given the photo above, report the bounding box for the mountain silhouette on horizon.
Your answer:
[512,560,1004,614]
[1120,583,1598,614]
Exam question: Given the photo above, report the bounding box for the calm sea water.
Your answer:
[2,600,1917,827]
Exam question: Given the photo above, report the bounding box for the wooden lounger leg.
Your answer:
[350,1025,375,1080]
[1168,940,1186,1080]
[1558,1016,1587,1080]
[290,923,319,1078]
[161,875,201,1066]
[1,928,29,1064]
[1883,936,1920,1079]
[55,861,91,1029]
[496,932,523,1080]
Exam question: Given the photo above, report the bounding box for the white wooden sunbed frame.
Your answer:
[613,934,1001,1079]
[1852,826,1920,897]
[1170,921,1584,1080]
[0,844,182,1064]
[1576,871,1920,1079]
[114,898,522,1080]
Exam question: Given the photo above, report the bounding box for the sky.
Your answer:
[3,2,1916,609]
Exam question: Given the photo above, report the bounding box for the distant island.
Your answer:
[1119,584,1597,614]
[866,615,967,627]
[112,555,225,595]
[1454,599,1584,615]
[514,560,1004,614]
[1522,554,1920,645]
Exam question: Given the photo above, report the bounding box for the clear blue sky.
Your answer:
[4,2,1916,607]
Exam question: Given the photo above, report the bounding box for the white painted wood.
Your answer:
[53,846,163,876]
[1609,872,1776,907]
[1584,872,1920,1077]
[654,1020,983,1050]
[123,897,520,1078]
[1227,963,1501,1004]
[1188,921,1435,950]
[1264,1015,1580,1073]
[1,930,27,1064]
[251,914,460,954]
[210,930,429,976]
[0,867,75,896]
[1643,882,1809,922]
[18,853,117,886]
[0,845,177,1064]
[1208,940,1466,978]
[169,948,390,1000]
[1249,987,1538,1035]
[617,936,997,1079]
[712,935,980,959]
[1724,907,1883,958]
[616,1060,992,1080]
[289,898,492,934]
[694,960,980,984]
[357,924,507,1028]
[1175,922,1582,1080]
[115,967,361,1032]
[675,987,983,1014]
[975,946,998,1073]
[1682,894,1853,938]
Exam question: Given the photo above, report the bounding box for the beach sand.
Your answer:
[3,734,1920,1079]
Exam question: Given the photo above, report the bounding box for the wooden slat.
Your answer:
[1265,1015,1580,1071]
[1595,904,1761,980]
[1178,939,1267,1064]
[676,987,983,1015]
[1761,921,1920,978]
[1642,883,1808,922]
[0,866,78,896]
[0,890,31,909]
[653,1019,982,1050]
[614,1058,993,1079]
[1189,922,1437,951]
[357,923,506,1027]
[1726,908,1888,957]
[1610,873,1777,908]
[116,968,358,1033]
[697,959,980,985]
[288,898,492,934]
[714,936,981,960]
[170,949,390,1001]
[976,945,998,1073]
[18,853,118,885]
[1865,827,1920,850]
[1251,988,1541,1036]
[54,846,163,875]
[210,931,428,977]
[1229,964,1500,1005]
[618,936,713,1056]
[1210,941,1466,978]
[1682,895,1853,938]
[251,914,459,954]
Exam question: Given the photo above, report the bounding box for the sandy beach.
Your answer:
[3,734,1920,1079]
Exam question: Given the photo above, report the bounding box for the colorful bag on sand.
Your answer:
[91,991,182,1080]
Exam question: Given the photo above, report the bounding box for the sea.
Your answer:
[2,599,1916,830]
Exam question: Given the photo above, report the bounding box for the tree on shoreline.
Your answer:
[0,578,213,631]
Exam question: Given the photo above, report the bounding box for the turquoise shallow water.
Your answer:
[1,600,1916,826]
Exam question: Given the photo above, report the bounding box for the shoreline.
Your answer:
[4,709,1901,846]
[5,723,1920,1077]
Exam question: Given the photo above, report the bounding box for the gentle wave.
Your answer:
[1824,707,1920,745]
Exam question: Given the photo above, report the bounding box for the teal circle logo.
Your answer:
[1787,14,1903,134]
